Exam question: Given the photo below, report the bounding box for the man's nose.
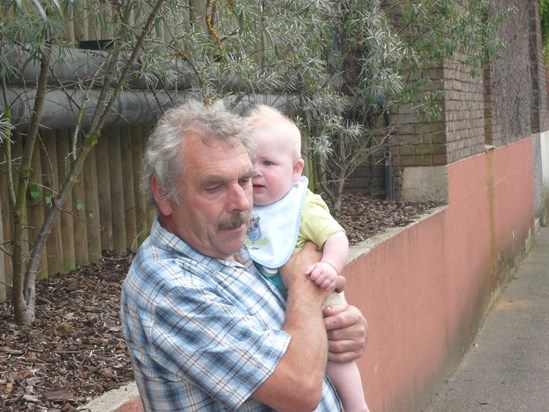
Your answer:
[229,184,252,211]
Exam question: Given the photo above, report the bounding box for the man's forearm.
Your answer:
[252,244,329,411]
[283,272,329,382]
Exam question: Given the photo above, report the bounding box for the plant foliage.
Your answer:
[1,0,516,324]
[541,0,549,61]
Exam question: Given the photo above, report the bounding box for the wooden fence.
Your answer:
[1,124,155,301]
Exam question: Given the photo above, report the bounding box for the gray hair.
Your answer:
[141,99,256,207]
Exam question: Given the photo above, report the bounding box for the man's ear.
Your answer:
[151,174,172,216]
[292,158,305,180]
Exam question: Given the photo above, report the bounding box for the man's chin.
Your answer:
[220,232,247,257]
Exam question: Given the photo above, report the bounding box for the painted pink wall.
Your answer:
[344,138,535,412]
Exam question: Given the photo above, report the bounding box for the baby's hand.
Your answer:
[305,262,338,292]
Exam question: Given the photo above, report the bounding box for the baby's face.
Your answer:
[252,126,300,206]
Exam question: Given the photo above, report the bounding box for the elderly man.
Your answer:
[120,100,368,411]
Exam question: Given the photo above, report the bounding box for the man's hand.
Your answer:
[323,304,368,363]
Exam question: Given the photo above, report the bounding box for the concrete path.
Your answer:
[427,224,549,412]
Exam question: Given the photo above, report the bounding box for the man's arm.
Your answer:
[252,242,329,412]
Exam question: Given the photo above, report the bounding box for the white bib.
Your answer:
[246,176,308,270]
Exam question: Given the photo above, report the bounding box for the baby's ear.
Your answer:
[292,158,305,180]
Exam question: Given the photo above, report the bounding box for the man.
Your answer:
[120,100,368,411]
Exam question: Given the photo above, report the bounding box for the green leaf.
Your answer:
[29,184,41,200]
[30,0,48,21]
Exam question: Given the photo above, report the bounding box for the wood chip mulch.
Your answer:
[0,253,134,411]
[0,193,441,411]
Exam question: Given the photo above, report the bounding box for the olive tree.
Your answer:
[0,0,335,325]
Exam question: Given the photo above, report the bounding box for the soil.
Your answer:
[0,193,440,411]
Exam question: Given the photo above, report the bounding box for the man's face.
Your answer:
[159,135,255,260]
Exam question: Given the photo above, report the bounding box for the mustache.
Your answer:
[218,212,250,230]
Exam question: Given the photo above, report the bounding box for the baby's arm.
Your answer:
[305,231,349,291]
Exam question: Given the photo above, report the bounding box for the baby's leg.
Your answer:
[327,360,369,412]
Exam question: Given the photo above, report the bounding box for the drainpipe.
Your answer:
[384,150,395,200]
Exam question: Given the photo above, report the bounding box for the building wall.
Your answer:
[395,0,549,213]
[491,0,532,147]
[444,56,486,162]
[529,1,549,134]
[541,131,549,220]
[344,137,535,412]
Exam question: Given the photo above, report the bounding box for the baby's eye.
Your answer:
[263,160,273,166]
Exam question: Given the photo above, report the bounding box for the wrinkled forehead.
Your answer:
[182,134,253,173]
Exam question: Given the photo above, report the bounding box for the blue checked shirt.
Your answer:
[120,218,342,411]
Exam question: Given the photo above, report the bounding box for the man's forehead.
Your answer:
[186,146,254,184]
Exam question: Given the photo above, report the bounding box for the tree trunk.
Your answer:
[12,55,49,325]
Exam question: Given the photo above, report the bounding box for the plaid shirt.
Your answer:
[120,218,342,411]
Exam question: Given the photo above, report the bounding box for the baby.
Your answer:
[245,105,369,412]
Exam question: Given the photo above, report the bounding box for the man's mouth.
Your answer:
[219,212,251,231]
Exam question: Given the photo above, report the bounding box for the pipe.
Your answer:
[2,45,191,90]
[384,150,395,200]
[2,45,296,93]
[0,87,301,130]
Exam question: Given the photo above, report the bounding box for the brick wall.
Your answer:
[529,0,549,133]
[390,97,448,167]
[344,0,547,196]
[443,55,487,163]
[491,0,532,146]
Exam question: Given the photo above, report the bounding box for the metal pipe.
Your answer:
[0,87,300,129]
[384,149,395,200]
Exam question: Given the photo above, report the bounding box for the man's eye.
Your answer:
[239,178,252,187]
[205,186,221,193]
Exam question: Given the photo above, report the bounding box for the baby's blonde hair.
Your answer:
[245,105,302,161]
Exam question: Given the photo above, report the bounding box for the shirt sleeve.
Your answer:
[148,267,291,410]
[297,191,345,250]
